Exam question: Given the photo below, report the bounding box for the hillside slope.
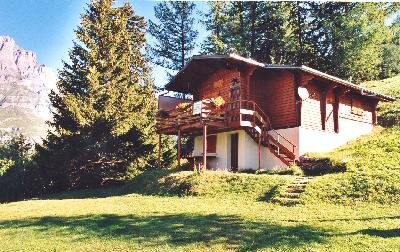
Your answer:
[361,75,400,126]
[302,126,400,204]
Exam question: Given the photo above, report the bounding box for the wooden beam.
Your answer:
[202,124,207,172]
[258,133,261,170]
[372,100,378,125]
[177,128,181,169]
[333,88,341,133]
[157,134,161,169]
[319,87,328,131]
[293,71,302,127]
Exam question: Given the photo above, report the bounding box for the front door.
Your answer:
[230,133,238,171]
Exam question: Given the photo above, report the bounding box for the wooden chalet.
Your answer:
[156,54,394,171]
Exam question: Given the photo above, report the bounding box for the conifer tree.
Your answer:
[36,0,159,190]
[201,2,228,54]
[202,2,396,82]
[149,2,198,72]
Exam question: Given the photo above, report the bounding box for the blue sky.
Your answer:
[0,0,208,87]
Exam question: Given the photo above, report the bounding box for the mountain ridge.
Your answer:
[0,35,56,140]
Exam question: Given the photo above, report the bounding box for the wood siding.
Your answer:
[191,67,375,133]
[339,95,374,124]
[192,69,240,102]
[249,70,298,129]
[301,73,374,132]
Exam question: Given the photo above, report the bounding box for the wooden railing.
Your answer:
[226,99,296,158]
[156,99,225,132]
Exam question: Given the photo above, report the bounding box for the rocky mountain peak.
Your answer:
[0,36,50,81]
[0,35,57,141]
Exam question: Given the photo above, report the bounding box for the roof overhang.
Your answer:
[165,54,395,102]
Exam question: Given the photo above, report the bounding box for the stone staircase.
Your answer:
[275,176,314,206]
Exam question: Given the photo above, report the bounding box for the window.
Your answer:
[351,99,364,116]
[207,135,217,153]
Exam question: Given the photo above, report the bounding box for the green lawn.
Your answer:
[0,192,399,251]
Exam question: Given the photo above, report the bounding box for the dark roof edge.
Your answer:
[166,54,395,102]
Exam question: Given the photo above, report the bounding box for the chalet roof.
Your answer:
[166,54,395,102]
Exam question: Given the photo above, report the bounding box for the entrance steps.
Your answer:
[275,176,314,206]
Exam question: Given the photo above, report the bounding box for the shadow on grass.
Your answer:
[0,213,327,251]
[257,185,280,202]
[357,228,400,238]
[312,215,400,223]
[43,169,178,200]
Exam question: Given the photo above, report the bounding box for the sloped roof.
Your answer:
[166,54,395,102]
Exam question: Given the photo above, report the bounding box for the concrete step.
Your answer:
[287,184,308,188]
[281,192,301,198]
[294,179,312,184]
[274,176,314,206]
[286,188,305,193]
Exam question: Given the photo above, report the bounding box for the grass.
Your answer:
[47,170,294,203]
[122,169,294,201]
[0,191,400,251]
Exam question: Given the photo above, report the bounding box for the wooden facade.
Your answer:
[157,54,394,170]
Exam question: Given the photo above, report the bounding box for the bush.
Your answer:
[0,134,45,203]
[378,102,400,127]
[297,156,347,176]
[0,161,44,203]
[0,158,14,176]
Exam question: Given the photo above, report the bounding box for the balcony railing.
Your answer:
[156,98,225,133]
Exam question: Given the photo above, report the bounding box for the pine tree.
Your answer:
[36,0,159,191]
[201,2,396,82]
[201,2,228,54]
[309,2,391,82]
[201,2,291,64]
[149,1,198,72]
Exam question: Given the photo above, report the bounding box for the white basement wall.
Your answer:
[298,118,373,155]
[193,129,297,171]
[192,119,373,171]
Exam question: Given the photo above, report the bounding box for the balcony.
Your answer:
[156,95,227,135]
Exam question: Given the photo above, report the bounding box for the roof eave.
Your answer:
[165,54,395,102]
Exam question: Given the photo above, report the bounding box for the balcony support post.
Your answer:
[202,123,207,172]
[157,133,161,169]
[258,133,261,170]
[177,128,181,169]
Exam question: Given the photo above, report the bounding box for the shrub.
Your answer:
[0,134,45,203]
[378,102,400,127]
[0,161,44,203]
[0,158,14,177]
[297,156,347,176]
